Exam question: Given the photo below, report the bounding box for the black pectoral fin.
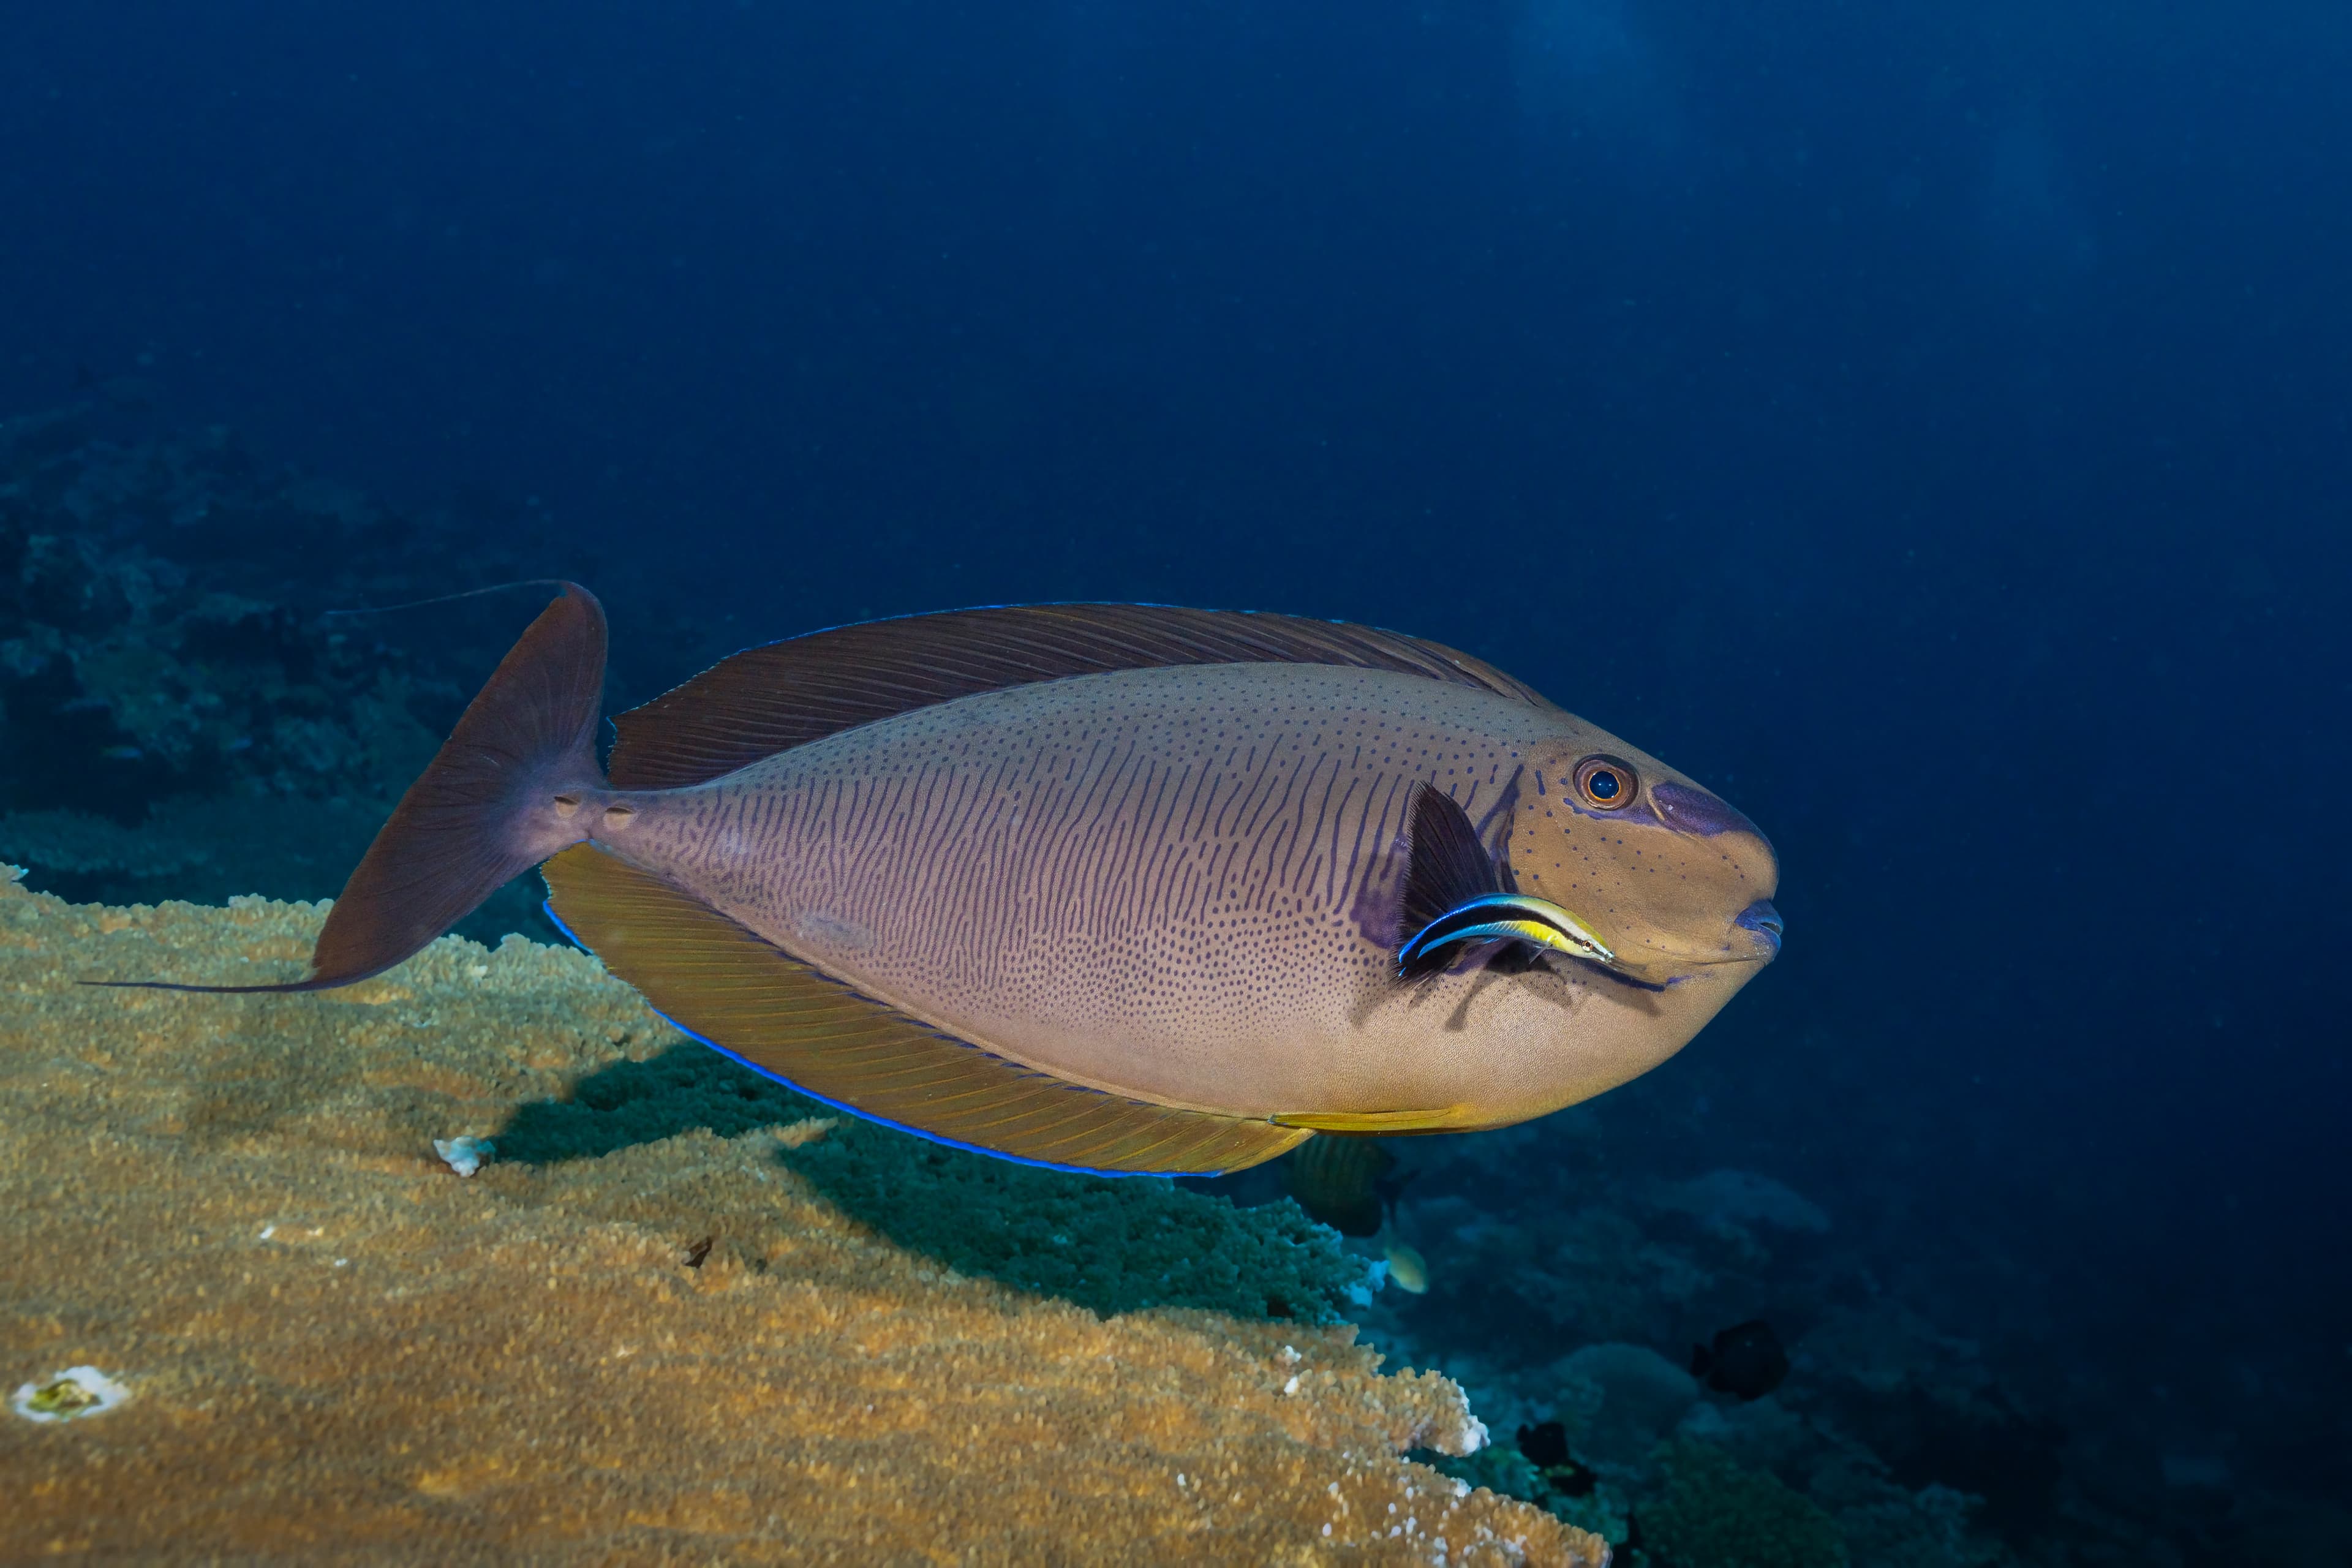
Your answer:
[1395,784,1512,982]
[1400,784,1504,938]
[1393,789,1626,984]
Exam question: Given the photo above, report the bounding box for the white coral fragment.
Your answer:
[12,1366,130,1423]
[433,1136,496,1178]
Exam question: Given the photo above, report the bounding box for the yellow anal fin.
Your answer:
[541,845,1310,1177]
[1273,1106,1495,1136]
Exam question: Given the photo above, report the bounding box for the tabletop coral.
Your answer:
[0,871,1604,1564]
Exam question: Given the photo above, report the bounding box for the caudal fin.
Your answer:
[96,582,609,993]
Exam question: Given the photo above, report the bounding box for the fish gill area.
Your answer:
[0,401,2291,1566]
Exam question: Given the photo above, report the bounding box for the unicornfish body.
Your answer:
[102,587,1781,1176]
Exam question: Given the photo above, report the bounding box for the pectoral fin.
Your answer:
[1395,784,1615,981]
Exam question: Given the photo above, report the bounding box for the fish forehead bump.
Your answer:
[1648,779,1771,850]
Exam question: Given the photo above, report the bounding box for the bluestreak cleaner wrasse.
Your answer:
[98,587,1782,1176]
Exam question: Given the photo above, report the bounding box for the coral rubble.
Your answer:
[0,873,1604,1564]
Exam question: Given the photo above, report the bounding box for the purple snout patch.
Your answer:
[1651,780,1769,846]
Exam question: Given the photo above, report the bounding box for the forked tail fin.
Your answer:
[94,582,610,993]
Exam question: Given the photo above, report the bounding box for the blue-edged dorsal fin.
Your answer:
[539,843,1310,1177]
[608,603,1551,790]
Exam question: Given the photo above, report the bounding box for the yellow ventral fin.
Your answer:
[541,845,1310,1176]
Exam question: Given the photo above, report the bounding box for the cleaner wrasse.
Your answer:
[101,587,1781,1176]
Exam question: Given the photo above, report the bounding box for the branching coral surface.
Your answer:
[0,874,1605,1564]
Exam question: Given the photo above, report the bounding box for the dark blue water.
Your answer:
[6,2,2347,1558]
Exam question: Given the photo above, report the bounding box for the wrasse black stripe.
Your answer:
[1395,892,1608,982]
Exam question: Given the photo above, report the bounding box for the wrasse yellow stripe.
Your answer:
[1433,916,1594,951]
[1396,891,1615,980]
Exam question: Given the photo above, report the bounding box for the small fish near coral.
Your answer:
[1382,1240,1430,1295]
[1515,1420,1599,1498]
[1690,1319,1791,1401]
[96,587,1782,1177]
[1276,1137,1435,1296]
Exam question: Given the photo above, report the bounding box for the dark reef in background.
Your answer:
[0,399,761,936]
[0,401,545,937]
[6,0,2349,1559]
[9,397,2345,1564]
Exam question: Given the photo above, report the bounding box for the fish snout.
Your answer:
[1650,780,1770,846]
[1732,899,1784,962]
[1650,780,1779,883]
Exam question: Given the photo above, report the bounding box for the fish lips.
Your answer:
[1608,899,1784,981]
[1642,780,1783,965]
[1733,899,1785,962]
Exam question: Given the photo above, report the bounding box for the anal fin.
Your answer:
[1273,1106,1495,1135]
[541,845,1310,1177]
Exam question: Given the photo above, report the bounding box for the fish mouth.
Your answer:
[1732,899,1784,961]
[1611,900,1783,977]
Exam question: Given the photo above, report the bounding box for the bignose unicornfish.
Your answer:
[101,587,1782,1175]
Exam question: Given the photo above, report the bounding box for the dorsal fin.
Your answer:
[608,602,1549,790]
[539,844,1311,1176]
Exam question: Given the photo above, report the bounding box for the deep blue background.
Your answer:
[7,0,2348,1495]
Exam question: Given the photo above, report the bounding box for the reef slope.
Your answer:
[0,873,1601,1565]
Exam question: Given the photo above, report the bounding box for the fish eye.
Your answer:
[1574,755,1637,810]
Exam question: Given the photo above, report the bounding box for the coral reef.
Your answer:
[0,872,1606,1563]
[0,437,453,899]
[1833,1487,2006,1568]
[0,396,555,618]
[1640,1441,1849,1568]
[2,404,2234,1564]
[0,399,741,941]
[1549,1344,1702,1482]
[1428,1444,1632,1549]
[1316,1125,2043,1567]
[0,516,450,826]
[0,401,629,940]
[0,410,454,796]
